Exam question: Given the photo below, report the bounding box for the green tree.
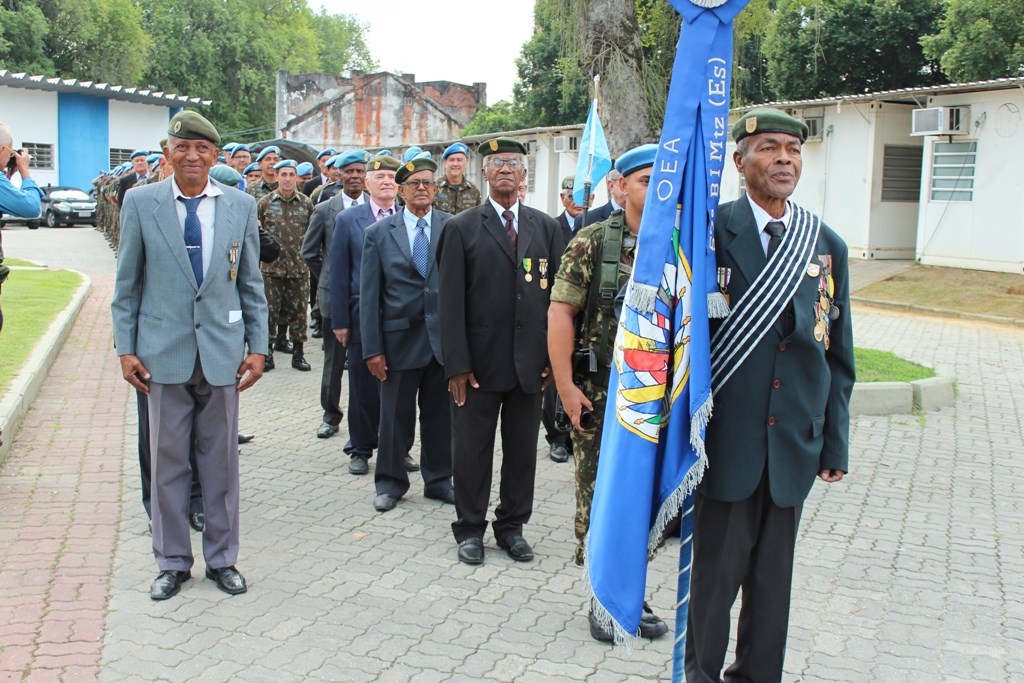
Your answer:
[764,0,945,100]
[733,0,776,105]
[0,0,53,75]
[309,9,376,76]
[462,100,526,136]
[38,0,150,84]
[921,0,1024,81]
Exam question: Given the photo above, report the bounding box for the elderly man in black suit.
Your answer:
[360,157,455,512]
[437,137,566,565]
[686,108,855,682]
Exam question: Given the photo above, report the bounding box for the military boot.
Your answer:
[274,335,293,354]
[291,342,311,371]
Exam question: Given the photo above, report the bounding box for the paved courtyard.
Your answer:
[1,224,1022,682]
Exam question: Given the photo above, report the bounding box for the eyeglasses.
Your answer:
[485,157,523,170]
[402,179,436,189]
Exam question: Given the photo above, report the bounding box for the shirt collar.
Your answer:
[403,207,432,231]
[745,194,791,231]
[488,196,519,221]
[172,176,223,200]
[368,198,396,218]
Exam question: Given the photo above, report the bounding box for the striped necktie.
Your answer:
[502,209,517,247]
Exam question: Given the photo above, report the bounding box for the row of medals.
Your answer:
[809,256,839,349]
[523,258,549,289]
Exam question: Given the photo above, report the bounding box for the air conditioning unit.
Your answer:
[911,106,970,136]
[553,136,577,153]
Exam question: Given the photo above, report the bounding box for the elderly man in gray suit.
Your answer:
[360,157,455,512]
[111,111,268,601]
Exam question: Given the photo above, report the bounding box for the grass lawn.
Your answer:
[856,264,1024,320]
[0,262,83,392]
[855,347,935,383]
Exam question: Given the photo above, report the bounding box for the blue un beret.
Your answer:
[442,142,468,160]
[374,149,393,158]
[230,144,249,157]
[273,159,298,171]
[146,153,163,164]
[403,147,422,162]
[316,148,337,160]
[221,143,239,153]
[256,146,282,162]
[296,162,314,176]
[333,149,368,169]
[615,143,659,177]
[209,165,243,187]
[130,149,149,160]
[243,163,261,175]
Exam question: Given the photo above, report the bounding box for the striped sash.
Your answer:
[710,204,821,394]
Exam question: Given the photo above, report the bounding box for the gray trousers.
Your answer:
[685,473,802,683]
[149,357,240,573]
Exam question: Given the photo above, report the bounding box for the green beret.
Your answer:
[168,110,221,145]
[732,108,807,144]
[366,155,401,173]
[560,175,575,192]
[477,137,527,156]
[396,157,438,184]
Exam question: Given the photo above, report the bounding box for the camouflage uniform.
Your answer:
[246,178,278,203]
[549,211,636,565]
[432,177,481,215]
[257,189,313,344]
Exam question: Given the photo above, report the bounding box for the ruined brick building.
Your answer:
[275,70,486,149]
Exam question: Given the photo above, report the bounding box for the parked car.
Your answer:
[40,186,97,228]
[0,185,97,230]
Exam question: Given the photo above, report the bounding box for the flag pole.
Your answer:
[580,74,600,227]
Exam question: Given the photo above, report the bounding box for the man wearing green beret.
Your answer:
[686,107,855,681]
[437,137,566,565]
[359,157,456,512]
[112,109,269,601]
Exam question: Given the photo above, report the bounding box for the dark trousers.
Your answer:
[685,473,802,683]
[319,316,346,426]
[541,383,571,448]
[137,390,202,520]
[375,359,452,498]
[451,386,541,543]
[344,337,379,457]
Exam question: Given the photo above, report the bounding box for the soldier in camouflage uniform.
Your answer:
[247,145,280,203]
[257,159,313,371]
[548,143,668,642]
[432,142,481,215]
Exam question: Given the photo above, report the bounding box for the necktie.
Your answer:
[413,218,429,278]
[377,207,392,220]
[178,195,205,286]
[502,209,517,248]
[764,220,785,260]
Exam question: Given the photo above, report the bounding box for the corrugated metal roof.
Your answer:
[734,76,1024,112]
[0,70,211,107]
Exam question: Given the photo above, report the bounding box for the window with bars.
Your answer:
[881,145,923,202]
[526,139,536,192]
[22,142,54,170]
[930,140,976,202]
[109,148,134,167]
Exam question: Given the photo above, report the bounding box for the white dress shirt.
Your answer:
[745,194,792,256]
[488,196,520,235]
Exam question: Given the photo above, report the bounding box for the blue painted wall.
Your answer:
[57,93,108,191]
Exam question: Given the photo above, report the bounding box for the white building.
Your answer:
[0,70,209,192]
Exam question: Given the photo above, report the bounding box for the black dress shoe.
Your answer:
[457,538,484,565]
[274,338,293,353]
[237,433,255,444]
[205,566,247,595]
[497,534,534,562]
[189,512,205,532]
[150,570,190,600]
[373,494,399,512]
[639,602,669,639]
[425,488,456,505]
[311,327,323,339]
[549,443,570,463]
[316,422,338,439]
[348,455,369,475]
[403,455,420,472]
[588,609,614,642]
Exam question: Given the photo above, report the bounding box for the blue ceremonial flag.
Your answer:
[585,1,749,681]
[573,97,613,206]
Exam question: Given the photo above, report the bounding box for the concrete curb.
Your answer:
[0,270,92,464]
[851,374,955,416]
[853,296,1024,328]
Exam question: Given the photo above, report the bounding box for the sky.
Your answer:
[313,1,536,104]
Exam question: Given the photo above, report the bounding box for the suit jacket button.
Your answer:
[778,343,787,352]
[195,323,201,329]
[195,295,202,302]
[516,322,523,329]
[516,293,522,300]
[767,416,776,426]
[772,379,782,389]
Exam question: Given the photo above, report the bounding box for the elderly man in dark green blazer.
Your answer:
[686,108,856,683]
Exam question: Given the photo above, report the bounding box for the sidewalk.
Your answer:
[1,228,1022,681]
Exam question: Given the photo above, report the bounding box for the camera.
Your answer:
[5,150,21,173]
